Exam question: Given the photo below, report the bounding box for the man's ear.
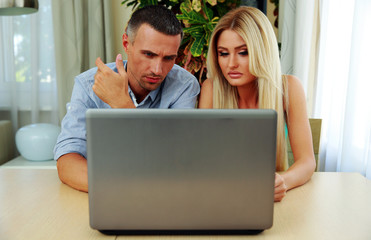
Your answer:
[122,33,130,52]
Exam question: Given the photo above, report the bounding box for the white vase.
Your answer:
[15,123,61,161]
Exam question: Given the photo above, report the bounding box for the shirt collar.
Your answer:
[123,61,164,105]
[147,80,163,101]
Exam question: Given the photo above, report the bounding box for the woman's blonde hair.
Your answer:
[207,6,288,171]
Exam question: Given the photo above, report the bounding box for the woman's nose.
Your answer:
[228,55,238,68]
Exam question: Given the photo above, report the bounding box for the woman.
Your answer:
[199,6,316,201]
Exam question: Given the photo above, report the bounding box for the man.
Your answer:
[54,5,200,192]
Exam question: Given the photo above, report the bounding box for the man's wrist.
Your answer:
[111,99,136,108]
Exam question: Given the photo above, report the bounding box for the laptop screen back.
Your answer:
[87,109,277,232]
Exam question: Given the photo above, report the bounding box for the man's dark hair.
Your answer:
[126,5,183,43]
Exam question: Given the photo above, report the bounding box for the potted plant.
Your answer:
[121,0,240,82]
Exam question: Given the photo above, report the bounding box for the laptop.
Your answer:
[86,109,277,234]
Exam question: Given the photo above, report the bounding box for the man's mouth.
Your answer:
[145,76,161,83]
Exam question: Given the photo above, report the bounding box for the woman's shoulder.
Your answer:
[202,78,213,88]
[198,79,213,108]
[284,75,302,88]
[283,74,305,95]
[283,74,306,108]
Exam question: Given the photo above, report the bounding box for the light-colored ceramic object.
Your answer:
[16,123,61,161]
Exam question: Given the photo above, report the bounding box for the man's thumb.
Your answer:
[116,54,125,76]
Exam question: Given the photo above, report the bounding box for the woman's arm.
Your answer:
[279,75,316,193]
[198,79,213,109]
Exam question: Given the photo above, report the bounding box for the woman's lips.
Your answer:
[228,71,242,79]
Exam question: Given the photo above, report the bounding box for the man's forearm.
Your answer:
[56,153,88,192]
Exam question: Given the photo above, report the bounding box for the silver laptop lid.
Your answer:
[87,109,277,232]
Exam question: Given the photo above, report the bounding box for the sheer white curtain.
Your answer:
[315,0,371,179]
[279,0,371,179]
[0,0,58,131]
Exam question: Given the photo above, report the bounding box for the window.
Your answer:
[0,0,57,115]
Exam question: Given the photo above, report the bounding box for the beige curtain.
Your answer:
[279,0,320,117]
[52,0,115,120]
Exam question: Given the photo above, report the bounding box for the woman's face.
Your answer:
[216,30,257,87]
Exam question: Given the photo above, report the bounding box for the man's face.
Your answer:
[123,24,181,99]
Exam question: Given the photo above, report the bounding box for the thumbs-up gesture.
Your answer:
[93,54,135,108]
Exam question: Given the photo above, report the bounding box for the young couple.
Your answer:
[54,5,316,201]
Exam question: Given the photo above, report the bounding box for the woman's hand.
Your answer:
[275,172,288,202]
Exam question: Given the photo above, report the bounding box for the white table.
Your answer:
[0,155,56,169]
[1,170,371,239]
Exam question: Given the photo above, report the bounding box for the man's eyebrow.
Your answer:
[141,50,158,56]
[141,50,177,59]
[165,54,178,59]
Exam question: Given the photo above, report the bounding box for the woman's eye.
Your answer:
[218,52,229,56]
[239,50,248,56]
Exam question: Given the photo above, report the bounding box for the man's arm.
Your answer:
[54,74,92,192]
[55,54,133,192]
[57,153,88,192]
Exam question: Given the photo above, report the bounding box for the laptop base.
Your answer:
[99,229,264,235]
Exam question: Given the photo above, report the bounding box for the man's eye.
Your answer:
[144,52,153,57]
[218,52,229,56]
[164,56,176,61]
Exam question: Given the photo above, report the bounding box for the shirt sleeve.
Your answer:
[53,77,97,160]
[169,75,200,109]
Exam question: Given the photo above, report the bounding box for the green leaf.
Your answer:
[192,0,202,12]
[180,0,192,13]
[202,2,213,21]
[206,0,217,6]
[121,0,140,10]
[204,18,218,32]
[140,0,158,5]
[121,0,135,5]
[190,33,206,57]
[177,10,207,24]
[205,31,211,46]
[210,16,219,23]
[127,2,138,8]
[183,25,205,37]
[180,35,192,46]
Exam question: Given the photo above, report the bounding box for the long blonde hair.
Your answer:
[207,6,288,171]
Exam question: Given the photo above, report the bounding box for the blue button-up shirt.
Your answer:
[54,61,200,160]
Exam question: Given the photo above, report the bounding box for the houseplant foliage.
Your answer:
[269,0,279,28]
[121,0,240,82]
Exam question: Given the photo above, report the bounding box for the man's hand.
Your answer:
[274,172,288,202]
[93,54,135,108]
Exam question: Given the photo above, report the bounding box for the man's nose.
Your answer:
[151,59,163,76]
